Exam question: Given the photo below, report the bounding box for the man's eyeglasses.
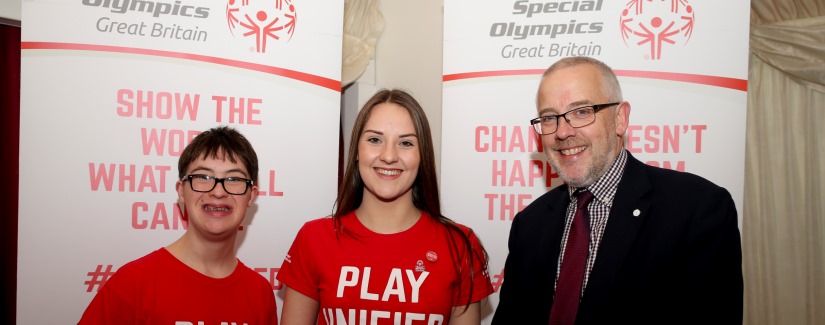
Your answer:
[181,174,254,195]
[530,102,620,135]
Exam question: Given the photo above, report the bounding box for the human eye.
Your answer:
[572,107,594,118]
[540,115,557,124]
[364,136,381,144]
[224,177,246,184]
[191,174,212,182]
[188,174,215,186]
[399,139,416,147]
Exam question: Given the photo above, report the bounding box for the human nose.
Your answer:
[380,143,398,163]
[554,114,576,139]
[209,179,230,197]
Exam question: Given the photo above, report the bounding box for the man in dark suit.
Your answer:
[492,56,743,324]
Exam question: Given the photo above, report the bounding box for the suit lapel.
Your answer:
[580,153,652,311]
[538,185,571,296]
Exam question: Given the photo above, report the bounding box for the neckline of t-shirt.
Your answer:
[344,210,429,240]
[158,247,242,286]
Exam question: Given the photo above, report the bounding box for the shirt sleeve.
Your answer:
[77,269,136,324]
[454,228,494,306]
[276,221,321,301]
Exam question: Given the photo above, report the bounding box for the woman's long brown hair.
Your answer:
[333,89,489,312]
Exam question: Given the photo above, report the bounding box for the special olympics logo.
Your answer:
[226,0,297,53]
[620,0,695,60]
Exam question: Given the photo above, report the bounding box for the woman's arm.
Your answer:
[280,286,320,325]
[449,301,481,325]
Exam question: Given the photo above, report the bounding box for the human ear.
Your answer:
[614,101,631,137]
[247,186,258,207]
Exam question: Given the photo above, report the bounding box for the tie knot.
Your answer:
[575,190,594,210]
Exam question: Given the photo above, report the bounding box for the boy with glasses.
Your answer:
[79,125,278,324]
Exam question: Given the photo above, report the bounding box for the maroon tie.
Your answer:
[549,190,594,325]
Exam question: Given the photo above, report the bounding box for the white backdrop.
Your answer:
[18,0,342,323]
[442,0,751,321]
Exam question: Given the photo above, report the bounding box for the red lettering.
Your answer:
[626,125,642,153]
[132,202,148,229]
[492,126,507,152]
[116,89,133,117]
[662,125,679,153]
[115,89,200,120]
[692,125,706,153]
[257,170,284,197]
[131,202,187,230]
[475,126,489,152]
[508,128,525,152]
[491,160,558,187]
[88,163,171,192]
[212,95,263,124]
[474,126,541,152]
[141,128,201,157]
[508,162,525,187]
[492,160,506,186]
[629,124,705,154]
[644,125,660,153]
[484,193,532,220]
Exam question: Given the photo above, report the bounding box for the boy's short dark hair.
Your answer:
[177,126,259,182]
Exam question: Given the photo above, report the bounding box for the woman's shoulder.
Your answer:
[423,212,477,238]
[294,214,351,240]
[301,215,335,228]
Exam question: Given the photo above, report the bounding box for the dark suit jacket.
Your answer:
[492,152,743,324]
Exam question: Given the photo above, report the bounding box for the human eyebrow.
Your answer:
[185,166,249,178]
[538,108,559,116]
[567,100,595,109]
[224,168,250,178]
[363,129,383,135]
[540,101,597,116]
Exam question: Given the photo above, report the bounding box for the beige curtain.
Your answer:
[341,0,384,86]
[745,0,825,324]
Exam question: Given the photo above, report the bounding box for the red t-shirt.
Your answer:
[78,248,278,325]
[278,211,493,324]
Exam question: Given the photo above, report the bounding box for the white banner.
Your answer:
[18,0,342,323]
[442,0,750,321]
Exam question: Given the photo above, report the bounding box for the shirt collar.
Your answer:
[568,149,628,206]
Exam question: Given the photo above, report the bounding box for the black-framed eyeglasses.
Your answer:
[530,102,620,135]
[181,174,254,195]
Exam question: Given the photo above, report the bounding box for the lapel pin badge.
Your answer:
[426,250,438,263]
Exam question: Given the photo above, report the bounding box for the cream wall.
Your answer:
[346,0,445,180]
[373,1,443,177]
[0,0,21,22]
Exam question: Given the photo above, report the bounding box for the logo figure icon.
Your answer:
[620,0,695,60]
[415,260,426,273]
[226,0,297,53]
